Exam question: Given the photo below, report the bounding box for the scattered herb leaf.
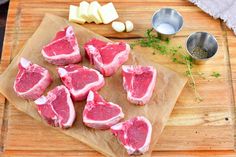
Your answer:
[165,38,170,44]
[130,43,135,49]
[211,72,221,78]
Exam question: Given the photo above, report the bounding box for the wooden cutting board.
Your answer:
[0,0,236,156]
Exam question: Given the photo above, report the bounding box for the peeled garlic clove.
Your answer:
[112,21,125,32]
[125,20,134,32]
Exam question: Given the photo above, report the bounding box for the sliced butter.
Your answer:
[88,1,102,24]
[69,5,86,24]
[79,1,93,23]
[98,2,119,24]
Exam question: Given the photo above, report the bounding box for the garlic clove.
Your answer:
[125,20,134,32]
[112,21,126,32]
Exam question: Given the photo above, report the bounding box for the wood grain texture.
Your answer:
[0,0,236,156]
[6,104,233,151]
[225,24,236,151]
[0,94,6,150]
[3,150,236,157]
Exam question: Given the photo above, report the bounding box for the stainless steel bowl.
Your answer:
[152,8,183,40]
[186,32,218,64]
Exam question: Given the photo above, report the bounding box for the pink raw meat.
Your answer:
[83,90,124,130]
[42,26,82,65]
[122,65,157,105]
[111,116,152,155]
[13,58,52,100]
[34,85,76,128]
[84,38,130,76]
[57,64,105,101]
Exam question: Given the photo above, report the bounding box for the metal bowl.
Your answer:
[186,32,218,64]
[152,8,183,40]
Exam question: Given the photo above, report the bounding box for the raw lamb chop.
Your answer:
[84,38,130,76]
[13,58,52,100]
[83,90,124,130]
[57,64,105,101]
[111,116,152,155]
[42,26,82,65]
[122,65,157,105]
[34,85,75,128]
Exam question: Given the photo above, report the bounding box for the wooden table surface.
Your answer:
[1,0,236,156]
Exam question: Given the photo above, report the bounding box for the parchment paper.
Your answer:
[0,14,187,157]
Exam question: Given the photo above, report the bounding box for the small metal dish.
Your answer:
[152,8,183,40]
[186,32,218,64]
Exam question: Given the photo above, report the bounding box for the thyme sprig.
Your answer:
[130,28,203,102]
[211,72,221,78]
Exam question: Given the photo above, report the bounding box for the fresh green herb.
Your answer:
[172,57,177,63]
[165,38,170,44]
[131,28,203,102]
[211,72,221,78]
[130,43,136,49]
